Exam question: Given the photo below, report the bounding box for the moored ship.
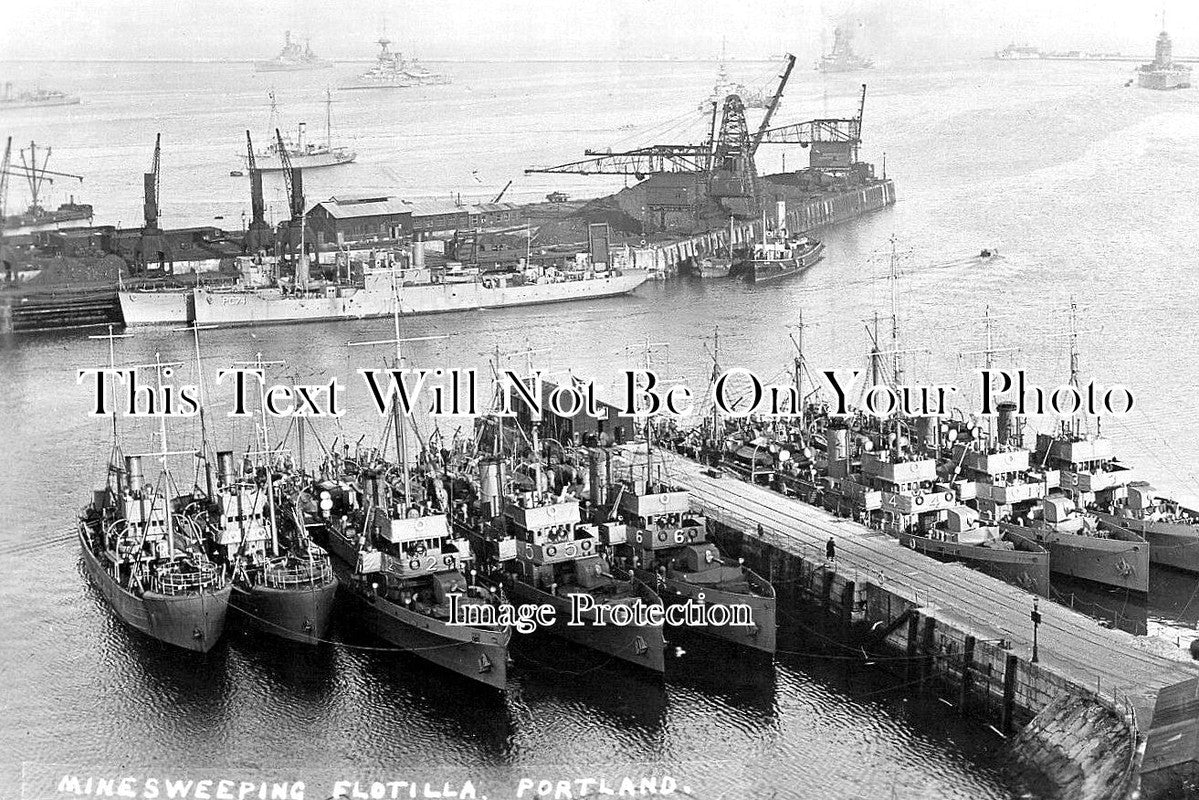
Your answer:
[254,31,332,72]
[1092,483,1199,574]
[496,490,667,673]
[186,451,338,645]
[898,507,1050,597]
[79,451,231,652]
[309,458,510,688]
[1001,496,1148,593]
[736,202,824,283]
[613,477,777,653]
[189,260,648,329]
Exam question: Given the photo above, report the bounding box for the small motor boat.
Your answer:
[979,248,999,258]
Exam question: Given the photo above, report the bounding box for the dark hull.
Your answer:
[898,532,1050,597]
[230,577,339,645]
[1092,511,1199,574]
[328,556,509,689]
[1001,523,1149,593]
[503,576,666,673]
[632,568,776,654]
[747,242,826,284]
[79,528,231,652]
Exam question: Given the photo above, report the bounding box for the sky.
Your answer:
[0,0,1195,63]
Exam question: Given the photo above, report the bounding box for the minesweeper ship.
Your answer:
[79,452,231,652]
[611,474,777,653]
[308,454,511,688]
[185,451,338,645]
[1092,484,1199,574]
[121,254,649,327]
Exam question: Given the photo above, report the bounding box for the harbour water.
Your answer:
[2,56,1199,798]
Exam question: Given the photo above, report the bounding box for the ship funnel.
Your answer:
[776,199,787,233]
[412,236,426,270]
[216,451,236,487]
[124,455,144,494]
[825,424,849,478]
[997,401,1018,446]
[915,416,940,450]
[480,459,502,518]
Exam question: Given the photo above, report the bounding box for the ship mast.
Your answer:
[325,88,333,152]
[888,234,902,387]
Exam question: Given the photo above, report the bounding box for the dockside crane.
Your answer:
[525,57,869,211]
[244,130,271,252]
[135,134,171,274]
[276,128,309,283]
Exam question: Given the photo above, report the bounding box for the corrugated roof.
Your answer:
[314,197,413,219]
[403,198,468,218]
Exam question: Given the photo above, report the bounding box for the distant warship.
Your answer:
[254,31,332,72]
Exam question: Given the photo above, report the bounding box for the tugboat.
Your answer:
[77,347,230,652]
[736,201,824,283]
[187,451,338,645]
[1092,484,1199,574]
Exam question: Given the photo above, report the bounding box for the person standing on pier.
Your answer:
[826,537,836,563]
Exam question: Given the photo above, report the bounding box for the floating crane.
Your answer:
[0,139,85,240]
[526,55,869,216]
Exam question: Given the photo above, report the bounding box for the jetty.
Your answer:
[655,450,1199,797]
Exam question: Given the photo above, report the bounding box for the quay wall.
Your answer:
[631,179,896,275]
[0,287,120,335]
[702,510,1139,800]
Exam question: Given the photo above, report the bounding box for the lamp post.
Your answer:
[1031,597,1042,664]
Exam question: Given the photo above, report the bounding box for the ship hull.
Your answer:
[254,62,333,73]
[503,576,666,674]
[327,554,508,689]
[1092,511,1199,573]
[79,527,231,652]
[632,568,776,654]
[746,242,826,283]
[694,259,731,279]
[229,577,339,645]
[1001,523,1149,593]
[118,289,193,326]
[192,270,649,328]
[897,531,1050,597]
[254,151,356,171]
